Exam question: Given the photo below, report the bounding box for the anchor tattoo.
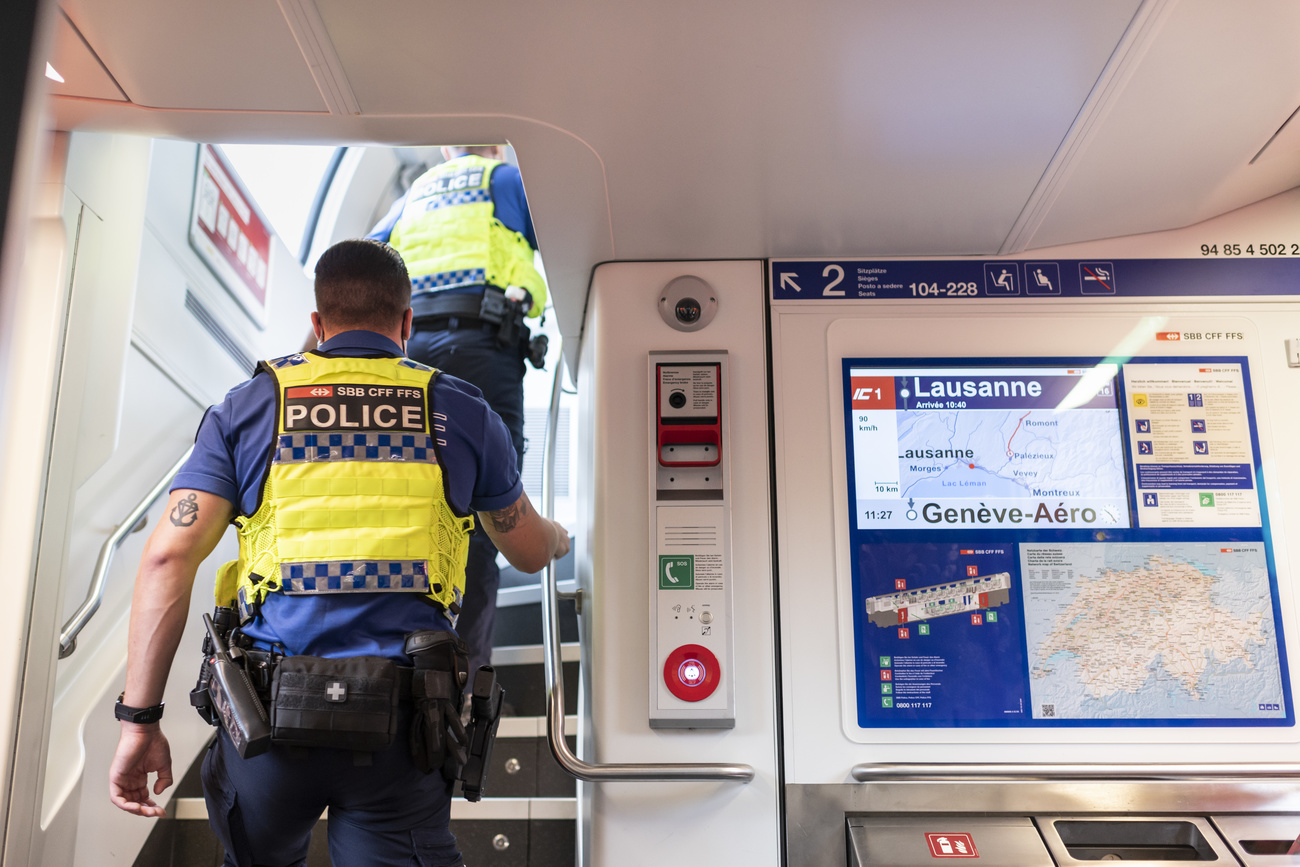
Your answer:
[170,492,199,527]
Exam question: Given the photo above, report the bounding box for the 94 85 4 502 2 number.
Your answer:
[1200,243,1300,256]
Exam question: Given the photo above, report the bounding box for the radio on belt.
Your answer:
[648,352,735,728]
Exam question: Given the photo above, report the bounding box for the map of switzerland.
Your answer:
[1022,543,1287,720]
[897,409,1126,500]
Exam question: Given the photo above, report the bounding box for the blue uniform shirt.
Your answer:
[173,330,523,661]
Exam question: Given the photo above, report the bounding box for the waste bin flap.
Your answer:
[847,817,1054,867]
[1211,815,1300,867]
[1035,816,1234,864]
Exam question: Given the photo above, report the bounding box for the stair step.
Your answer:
[168,795,576,822]
[490,651,580,717]
[492,595,580,648]
[146,808,574,867]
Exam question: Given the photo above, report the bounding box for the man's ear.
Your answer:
[311,311,325,342]
[401,308,413,342]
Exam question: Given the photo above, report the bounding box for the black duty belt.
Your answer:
[413,315,498,334]
[193,613,504,798]
[410,285,531,350]
[411,287,498,321]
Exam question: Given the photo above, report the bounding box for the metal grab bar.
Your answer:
[59,447,194,659]
[539,346,755,783]
[853,763,1300,782]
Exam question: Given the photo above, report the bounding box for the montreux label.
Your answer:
[283,384,425,431]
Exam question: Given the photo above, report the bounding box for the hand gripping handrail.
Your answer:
[852,763,1300,781]
[59,447,194,659]
[539,345,754,782]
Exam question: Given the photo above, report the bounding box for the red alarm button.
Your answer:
[679,660,706,686]
[663,644,720,701]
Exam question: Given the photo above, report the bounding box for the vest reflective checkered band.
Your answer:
[280,559,429,593]
[273,433,437,465]
[219,352,474,620]
[388,154,548,317]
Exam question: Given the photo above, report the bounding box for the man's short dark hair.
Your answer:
[314,239,411,332]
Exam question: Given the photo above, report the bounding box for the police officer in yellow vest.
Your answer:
[108,239,569,866]
[369,145,547,677]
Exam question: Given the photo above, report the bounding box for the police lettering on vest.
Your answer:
[422,166,485,195]
[283,384,426,431]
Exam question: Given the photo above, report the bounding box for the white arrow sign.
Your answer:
[779,272,803,293]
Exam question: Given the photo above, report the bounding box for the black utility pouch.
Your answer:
[405,630,470,778]
[270,655,399,751]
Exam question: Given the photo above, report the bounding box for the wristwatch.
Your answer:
[114,693,165,724]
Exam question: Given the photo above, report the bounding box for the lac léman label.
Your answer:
[925,833,979,858]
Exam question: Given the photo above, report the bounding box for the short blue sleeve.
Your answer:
[489,164,538,250]
[431,374,523,514]
[366,193,407,243]
[172,373,277,515]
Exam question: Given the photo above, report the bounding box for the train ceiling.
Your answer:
[42,0,1300,339]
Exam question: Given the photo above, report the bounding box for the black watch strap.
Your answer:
[114,692,165,724]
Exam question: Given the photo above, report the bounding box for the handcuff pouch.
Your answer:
[405,630,470,779]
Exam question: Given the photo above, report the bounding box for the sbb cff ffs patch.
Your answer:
[283,384,426,432]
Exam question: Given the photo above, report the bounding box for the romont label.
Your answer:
[283,384,425,431]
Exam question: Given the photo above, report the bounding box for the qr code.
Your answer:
[1041,704,1056,718]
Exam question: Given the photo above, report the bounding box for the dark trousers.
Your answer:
[407,323,527,675]
[202,721,462,867]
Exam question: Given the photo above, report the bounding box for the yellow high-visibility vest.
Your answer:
[389,154,547,318]
[214,352,474,621]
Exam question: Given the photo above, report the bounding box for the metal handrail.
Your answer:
[853,763,1300,782]
[539,346,755,783]
[58,447,194,659]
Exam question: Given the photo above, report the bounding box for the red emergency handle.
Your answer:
[657,426,721,467]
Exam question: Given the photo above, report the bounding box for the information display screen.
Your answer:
[843,357,1292,727]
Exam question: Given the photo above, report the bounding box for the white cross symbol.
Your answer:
[326,682,347,702]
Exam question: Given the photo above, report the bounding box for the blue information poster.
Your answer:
[842,357,1293,727]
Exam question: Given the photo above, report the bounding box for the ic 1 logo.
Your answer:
[851,376,897,410]
[926,833,979,858]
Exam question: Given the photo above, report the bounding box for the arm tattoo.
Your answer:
[170,492,199,528]
[486,498,529,534]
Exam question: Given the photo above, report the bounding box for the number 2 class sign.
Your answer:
[771,259,1016,299]
[771,257,1300,300]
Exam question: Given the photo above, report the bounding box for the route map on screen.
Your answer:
[848,365,1129,531]
[842,358,1291,729]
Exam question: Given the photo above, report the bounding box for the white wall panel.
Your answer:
[579,261,780,866]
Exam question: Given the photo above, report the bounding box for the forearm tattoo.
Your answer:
[486,499,529,533]
[170,492,199,528]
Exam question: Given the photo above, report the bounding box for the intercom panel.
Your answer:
[649,351,735,727]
